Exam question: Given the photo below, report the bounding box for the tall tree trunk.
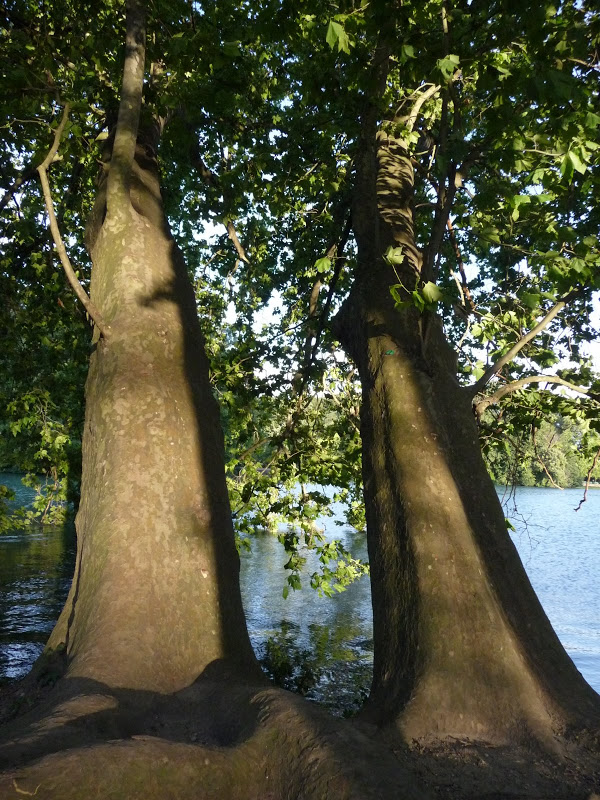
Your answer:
[336,122,600,746]
[44,2,259,691]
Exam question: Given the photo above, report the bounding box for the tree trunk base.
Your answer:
[0,673,428,800]
[1,672,599,799]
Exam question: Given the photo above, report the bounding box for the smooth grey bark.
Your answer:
[43,0,259,690]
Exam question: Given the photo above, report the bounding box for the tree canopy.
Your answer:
[2,0,599,545]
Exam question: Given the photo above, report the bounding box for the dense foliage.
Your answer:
[1,0,599,588]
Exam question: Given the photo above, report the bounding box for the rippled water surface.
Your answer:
[1,473,598,703]
[500,486,600,690]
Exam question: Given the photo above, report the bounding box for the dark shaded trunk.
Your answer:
[336,121,600,745]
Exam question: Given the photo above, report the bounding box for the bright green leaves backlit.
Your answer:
[314,256,332,274]
[326,20,352,54]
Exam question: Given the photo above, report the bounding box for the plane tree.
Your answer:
[237,0,600,746]
[1,0,600,796]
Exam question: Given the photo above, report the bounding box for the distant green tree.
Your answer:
[484,413,599,488]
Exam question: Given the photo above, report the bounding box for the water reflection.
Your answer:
[0,523,76,681]
[240,524,373,713]
[258,620,371,714]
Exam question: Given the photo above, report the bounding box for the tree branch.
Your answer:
[106,0,146,216]
[446,217,475,311]
[187,127,250,264]
[225,219,250,264]
[37,104,110,339]
[469,297,573,396]
[474,374,600,417]
[294,211,352,396]
[575,445,600,511]
[396,83,441,133]
[238,212,352,465]
[531,424,563,490]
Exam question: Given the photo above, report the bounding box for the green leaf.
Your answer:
[222,41,241,58]
[383,245,404,266]
[398,44,415,64]
[421,281,443,304]
[390,284,405,305]
[325,20,350,53]
[412,290,425,312]
[480,225,501,244]
[437,54,460,81]
[559,154,573,181]
[585,112,600,129]
[521,291,540,310]
[568,150,587,175]
[314,256,331,273]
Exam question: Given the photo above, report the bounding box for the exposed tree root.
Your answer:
[1,670,599,799]
[0,673,427,800]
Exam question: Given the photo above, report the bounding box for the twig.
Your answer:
[187,133,251,264]
[296,211,352,397]
[531,425,563,490]
[235,214,352,467]
[446,217,475,310]
[37,104,111,339]
[0,165,37,213]
[575,445,600,511]
[225,219,250,264]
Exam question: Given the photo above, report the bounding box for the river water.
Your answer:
[0,474,598,710]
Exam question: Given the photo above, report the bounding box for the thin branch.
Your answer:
[474,374,600,417]
[446,216,475,311]
[106,0,146,215]
[565,57,599,71]
[187,129,251,264]
[237,213,352,465]
[37,104,110,339]
[399,83,441,133]
[575,445,600,511]
[225,219,250,264]
[296,211,353,396]
[424,171,455,281]
[469,297,574,396]
[420,5,458,282]
[326,377,360,433]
